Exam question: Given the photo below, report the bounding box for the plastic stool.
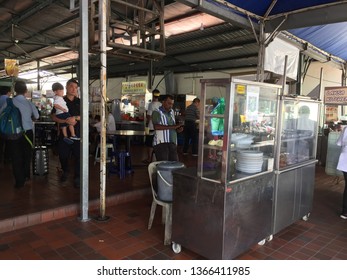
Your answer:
[94,143,114,165]
[108,150,133,179]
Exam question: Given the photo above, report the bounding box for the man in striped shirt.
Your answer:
[152,94,183,161]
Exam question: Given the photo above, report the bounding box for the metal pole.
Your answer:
[97,0,109,221]
[281,55,288,96]
[37,60,40,90]
[79,0,90,222]
[275,55,287,171]
[256,21,265,82]
[319,67,325,133]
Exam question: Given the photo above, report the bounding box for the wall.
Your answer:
[302,61,343,97]
[95,62,344,102]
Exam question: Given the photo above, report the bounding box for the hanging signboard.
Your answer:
[324,86,347,105]
[121,81,147,94]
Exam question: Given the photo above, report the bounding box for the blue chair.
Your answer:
[108,150,133,179]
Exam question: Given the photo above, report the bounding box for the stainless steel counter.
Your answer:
[172,167,274,259]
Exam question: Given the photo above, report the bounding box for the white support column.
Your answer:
[97,0,109,221]
[80,0,90,221]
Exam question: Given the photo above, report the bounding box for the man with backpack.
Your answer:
[0,81,39,188]
[0,86,11,164]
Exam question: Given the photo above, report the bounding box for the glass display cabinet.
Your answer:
[272,96,321,235]
[198,79,279,183]
[171,78,282,259]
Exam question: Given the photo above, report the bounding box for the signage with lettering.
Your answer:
[121,81,147,94]
[324,87,347,105]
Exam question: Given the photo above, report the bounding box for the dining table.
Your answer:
[106,129,146,154]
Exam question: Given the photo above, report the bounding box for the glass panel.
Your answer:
[201,83,228,181]
[228,83,278,182]
[198,79,280,183]
[280,99,319,168]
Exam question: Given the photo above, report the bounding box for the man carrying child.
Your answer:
[52,82,79,144]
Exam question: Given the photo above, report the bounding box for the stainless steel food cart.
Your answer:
[172,78,281,259]
[272,96,321,234]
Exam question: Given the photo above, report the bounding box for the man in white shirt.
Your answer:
[142,89,161,164]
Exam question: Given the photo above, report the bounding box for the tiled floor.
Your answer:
[0,143,346,260]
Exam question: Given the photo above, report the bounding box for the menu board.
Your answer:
[325,105,338,121]
[121,81,147,94]
[324,86,347,105]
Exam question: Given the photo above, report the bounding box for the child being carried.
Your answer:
[52,82,80,145]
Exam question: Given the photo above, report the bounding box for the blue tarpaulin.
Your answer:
[222,0,347,61]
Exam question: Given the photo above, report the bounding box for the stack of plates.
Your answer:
[236,151,263,174]
[231,133,254,149]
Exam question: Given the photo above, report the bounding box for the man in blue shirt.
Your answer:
[1,81,39,188]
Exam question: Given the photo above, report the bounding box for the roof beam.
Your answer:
[265,2,347,32]
[175,0,255,30]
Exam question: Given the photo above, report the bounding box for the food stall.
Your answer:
[172,78,281,259]
[119,81,151,131]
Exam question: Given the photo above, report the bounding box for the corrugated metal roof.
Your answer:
[0,0,346,82]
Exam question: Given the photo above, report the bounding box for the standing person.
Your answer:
[0,86,11,164]
[183,97,200,156]
[336,126,347,219]
[52,82,79,144]
[152,94,183,161]
[142,89,161,164]
[0,81,39,188]
[51,78,81,187]
[107,110,116,131]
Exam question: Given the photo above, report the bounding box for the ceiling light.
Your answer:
[218,45,243,52]
[55,45,71,50]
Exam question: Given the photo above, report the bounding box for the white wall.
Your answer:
[94,62,344,101]
[302,61,343,96]
[99,68,258,101]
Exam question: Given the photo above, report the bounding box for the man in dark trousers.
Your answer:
[0,81,39,188]
[51,78,81,188]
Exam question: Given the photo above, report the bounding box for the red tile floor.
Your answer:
[0,143,346,260]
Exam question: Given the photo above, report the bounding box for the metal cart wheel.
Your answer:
[172,242,182,254]
[257,239,266,246]
[302,213,311,221]
[266,235,273,242]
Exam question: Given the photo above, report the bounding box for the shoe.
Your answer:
[14,183,24,189]
[74,177,80,188]
[70,136,80,141]
[63,137,74,145]
[340,214,347,219]
[60,173,68,182]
